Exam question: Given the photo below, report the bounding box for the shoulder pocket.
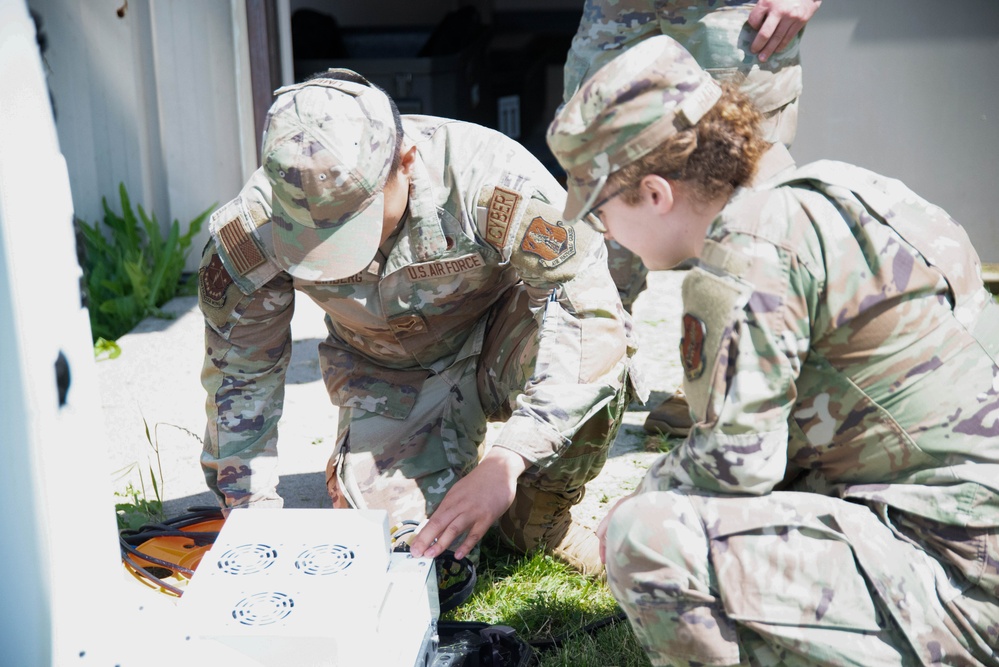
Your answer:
[680,265,752,421]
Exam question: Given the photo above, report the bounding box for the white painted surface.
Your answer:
[28,0,257,272]
[792,0,999,260]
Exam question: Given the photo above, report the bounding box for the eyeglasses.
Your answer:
[583,185,628,234]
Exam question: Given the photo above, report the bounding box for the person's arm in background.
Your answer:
[563,0,661,102]
[748,0,822,62]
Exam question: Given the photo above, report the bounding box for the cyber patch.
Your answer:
[520,216,575,268]
[218,216,265,276]
[680,313,707,381]
[485,186,521,251]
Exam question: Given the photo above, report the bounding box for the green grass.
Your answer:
[438,431,681,665]
[445,532,652,667]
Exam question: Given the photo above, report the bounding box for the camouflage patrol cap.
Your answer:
[547,35,722,223]
[261,71,397,281]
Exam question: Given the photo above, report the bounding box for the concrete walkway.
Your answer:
[99,270,687,529]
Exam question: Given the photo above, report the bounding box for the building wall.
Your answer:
[789,0,999,261]
[27,0,258,271]
[28,0,999,273]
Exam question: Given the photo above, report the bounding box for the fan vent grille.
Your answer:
[231,591,295,626]
[216,543,278,575]
[294,543,356,575]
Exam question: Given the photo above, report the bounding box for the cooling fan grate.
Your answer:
[181,509,438,666]
[231,591,296,627]
[216,543,279,576]
[294,543,356,576]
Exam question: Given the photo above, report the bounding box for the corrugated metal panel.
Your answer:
[30,0,256,272]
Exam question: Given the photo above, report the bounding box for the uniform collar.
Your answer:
[378,149,449,275]
[750,143,797,187]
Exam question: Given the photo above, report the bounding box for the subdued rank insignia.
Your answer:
[680,313,707,381]
[200,254,233,309]
[520,217,575,268]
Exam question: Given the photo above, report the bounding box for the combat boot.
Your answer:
[643,388,693,437]
[498,486,603,577]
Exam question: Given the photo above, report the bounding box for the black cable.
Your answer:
[121,551,185,597]
[527,610,629,652]
[120,528,220,546]
[119,506,224,545]
[118,506,225,595]
[118,539,197,576]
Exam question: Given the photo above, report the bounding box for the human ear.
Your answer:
[640,175,675,214]
[399,144,418,175]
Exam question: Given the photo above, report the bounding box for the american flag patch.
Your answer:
[218,216,265,276]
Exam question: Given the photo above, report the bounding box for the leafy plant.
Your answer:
[76,182,212,343]
[114,482,164,532]
[113,415,166,531]
[93,336,121,361]
[112,418,201,532]
[647,432,680,454]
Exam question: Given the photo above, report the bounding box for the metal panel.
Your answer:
[28,0,257,273]
[793,0,999,261]
[148,0,257,268]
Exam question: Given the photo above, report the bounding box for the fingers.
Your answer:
[746,2,768,31]
[408,452,521,561]
[750,13,786,62]
[409,512,455,559]
[409,507,487,561]
[746,0,819,62]
[452,529,484,562]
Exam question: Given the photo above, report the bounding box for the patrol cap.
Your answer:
[546,35,722,223]
[261,70,397,281]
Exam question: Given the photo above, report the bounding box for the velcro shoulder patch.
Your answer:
[476,184,603,282]
[478,185,525,253]
[680,264,753,419]
[198,249,243,330]
[511,197,603,283]
[218,216,265,276]
[209,196,281,295]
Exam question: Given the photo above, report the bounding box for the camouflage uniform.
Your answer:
[564,0,807,310]
[606,148,999,665]
[198,77,641,556]
[548,36,999,666]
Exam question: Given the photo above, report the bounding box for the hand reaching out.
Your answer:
[747,0,822,62]
[409,446,528,561]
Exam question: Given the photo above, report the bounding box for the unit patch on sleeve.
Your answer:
[200,254,232,308]
[199,252,244,329]
[520,217,575,269]
[484,186,522,252]
[680,313,707,381]
[218,215,265,276]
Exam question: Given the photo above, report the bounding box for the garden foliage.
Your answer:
[76,183,211,342]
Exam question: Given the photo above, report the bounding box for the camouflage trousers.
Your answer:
[326,284,628,551]
[605,98,797,312]
[605,490,999,667]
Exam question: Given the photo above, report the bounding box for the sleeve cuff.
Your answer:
[491,414,568,471]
